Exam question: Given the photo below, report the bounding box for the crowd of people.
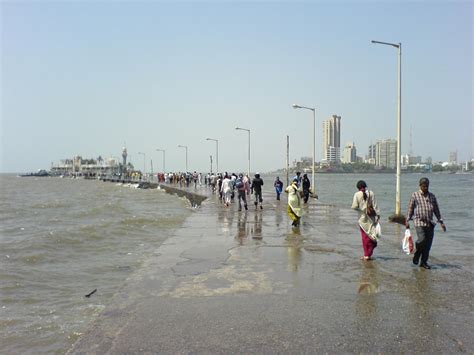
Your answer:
[154,171,446,269]
[203,172,264,211]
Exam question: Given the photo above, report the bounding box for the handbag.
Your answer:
[375,222,382,238]
[366,192,376,217]
[402,228,414,254]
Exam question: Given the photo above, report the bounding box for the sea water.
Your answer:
[264,172,474,257]
[0,172,472,353]
[0,175,192,354]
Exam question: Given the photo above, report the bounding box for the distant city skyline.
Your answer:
[1,1,472,173]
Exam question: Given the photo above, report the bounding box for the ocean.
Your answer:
[0,175,192,354]
[0,172,472,353]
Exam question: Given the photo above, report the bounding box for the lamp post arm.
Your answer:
[371,40,399,48]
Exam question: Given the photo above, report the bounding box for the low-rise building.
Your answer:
[51,156,120,176]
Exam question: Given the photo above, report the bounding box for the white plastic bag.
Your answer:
[375,222,382,238]
[402,228,414,255]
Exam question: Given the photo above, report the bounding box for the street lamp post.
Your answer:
[206,138,219,173]
[371,40,404,222]
[293,104,316,196]
[138,152,146,178]
[156,149,166,173]
[235,127,250,177]
[177,145,188,172]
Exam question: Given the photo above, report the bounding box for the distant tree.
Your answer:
[352,162,375,172]
[447,164,460,173]
[341,163,354,173]
[432,164,444,172]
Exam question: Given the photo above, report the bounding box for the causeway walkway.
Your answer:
[70,183,473,353]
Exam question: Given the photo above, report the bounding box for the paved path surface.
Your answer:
[70,185,473,353]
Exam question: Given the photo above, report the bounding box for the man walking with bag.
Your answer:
[235,174,248,211]
[405,177,447,269]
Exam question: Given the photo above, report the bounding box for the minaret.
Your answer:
[122,147,127,169]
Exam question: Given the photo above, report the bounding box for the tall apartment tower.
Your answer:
[342,142,357,163]
[367,144,377,164]
[376,139,397,169]
[322,115,341,164]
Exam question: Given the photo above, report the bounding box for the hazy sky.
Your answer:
[1,1,472,173]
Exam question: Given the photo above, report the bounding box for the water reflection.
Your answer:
[251,211,263,240]
[358,262,380,295]
[286,236,303,272]
[235,212,248,245]
[217,206,225,228]
[411,268,435,320]
[356,261,380,320]
[221,208,234,233]
[275,204,283,227]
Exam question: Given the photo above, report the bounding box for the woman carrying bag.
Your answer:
[352,180,381,260]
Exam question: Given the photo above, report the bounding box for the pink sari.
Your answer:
[360,226,377,258]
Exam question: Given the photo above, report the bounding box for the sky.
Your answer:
[1,0,472,173]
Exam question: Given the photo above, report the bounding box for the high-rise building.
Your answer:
[376,139,397,169]
[342,142,357,163]
[402,154,422,166]
[368,144,376,160]
[449,151,458,164]
[322,115,341,164]
[366,144,376,165]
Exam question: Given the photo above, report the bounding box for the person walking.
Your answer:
[235,174,248,211]
[302,174,311,204]
[221,174,233,207]
[216,174,223,201]
[243,174,251,196]
[352,180,380,261]
[274,176,284,201]
[285,178,304,227]
[230,173,237,202]
[405,177,446,269]
[292,171,302,187]
[251,173,264,209]
[193,171,198,189]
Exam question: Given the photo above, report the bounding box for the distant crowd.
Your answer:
[156,171,264,212]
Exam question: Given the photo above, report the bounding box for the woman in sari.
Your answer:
[351,180,380,260]
[285,178,304,227]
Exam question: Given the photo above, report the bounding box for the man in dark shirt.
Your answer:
[405,177,447,269]
[302,174,311,203]
[251,173,264,209]
[235,174,248,211]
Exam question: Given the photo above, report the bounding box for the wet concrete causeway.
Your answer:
[70,185,473,353]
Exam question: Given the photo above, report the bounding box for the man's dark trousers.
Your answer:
[415,225,435,265]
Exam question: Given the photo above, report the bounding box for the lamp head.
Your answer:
[292,104,301,109]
